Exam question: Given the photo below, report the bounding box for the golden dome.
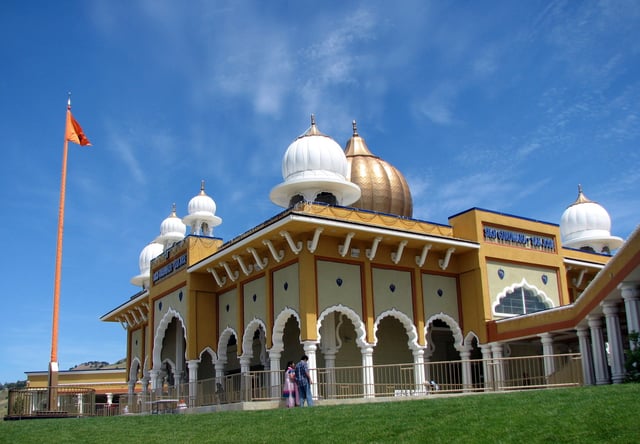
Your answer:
[344,121,413,218]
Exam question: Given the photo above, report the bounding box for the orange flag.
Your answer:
[65,109,91,146]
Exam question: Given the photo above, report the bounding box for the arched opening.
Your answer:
[198,351,216,380]
[314,192,337,206]
[373,317,412,365]
[281,315,304,369]
[289,194,305,208]
[426,319,461,390]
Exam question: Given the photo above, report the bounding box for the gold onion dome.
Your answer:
[345,121,413,218]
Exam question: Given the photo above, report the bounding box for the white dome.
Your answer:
[131,241,164,288]
[282,131,349,181]
[270,116,361,208]
[560,186,623,253]
[188,180,217,216]
[183,181,222,236]
[156,204,186,247]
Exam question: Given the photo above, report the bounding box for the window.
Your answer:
[495,286,550,316]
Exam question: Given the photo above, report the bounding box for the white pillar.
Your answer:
[176,326,185,385]
[323,350,337,399]
[303,342,319,400]
[480,344,493,391]
[576,327,595,386]
[361,345,375,398]
[187,359,199,407]
[491,342,505,390]
[620,283,640,349]
[588,315,610,385]
[412,348,426,393]
[459,349,472,392]
[268,350,282,398]
[106,393,113,406]
[602,301,625,384]
[539,333,555,379]
[149,369,160,394]
[240,356,252,401]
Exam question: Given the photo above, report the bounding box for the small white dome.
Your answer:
[131,241,164,288]
[183,181,222,236]
[560,185,623,253]
[270,116,361,208]
[156,204,186,247]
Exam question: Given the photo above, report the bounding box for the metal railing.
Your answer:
[5,387,95,419]
[9,354,582,417]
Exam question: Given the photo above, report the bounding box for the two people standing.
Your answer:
[283,355,314,407]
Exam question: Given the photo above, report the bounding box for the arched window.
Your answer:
[495,285,550,316]
[314,192,337,205]
[289,194,305,207]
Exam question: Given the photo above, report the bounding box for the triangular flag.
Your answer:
[65,109,91,146]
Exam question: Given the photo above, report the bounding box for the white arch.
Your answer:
[152,308,187,370]
[199,346,217,363]
[271,307,301,354]
[129,357,142,383]
[317,304,368,349]
[373,308,421,351]
[424,312,464,350]
[217,327,239,363]
[492,278,554,316]
[463,331,481,352]
[242,318,268,358]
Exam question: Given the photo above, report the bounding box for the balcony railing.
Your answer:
[7,353,582,418]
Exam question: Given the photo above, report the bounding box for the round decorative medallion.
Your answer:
[226,304,230,312]
[252,294,257,302]
[498,269,505,280]
[159,301,163,311]
[179,291,183,301]
[542,274,548,285]
[390,284,396,292]
[284,282,289,291]
[437,289,443,297]
[336,278,343,287]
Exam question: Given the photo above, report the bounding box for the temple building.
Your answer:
[100,117,639,408]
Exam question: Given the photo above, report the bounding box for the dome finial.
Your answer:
[170,202,177,216]
[573,184,592,205]
[352,120,358,136]
[200,179,206,195]
[311,114,316,127]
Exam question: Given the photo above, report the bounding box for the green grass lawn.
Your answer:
[2,384,638,443]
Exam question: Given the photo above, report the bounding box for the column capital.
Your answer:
[303,341,318,354]
[601,300,620,315]
[576,326,590,337]
[587,315,603,328]
[538,332,554,343]
[619,282,640,299]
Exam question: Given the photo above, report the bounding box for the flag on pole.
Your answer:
[65,107,91,146]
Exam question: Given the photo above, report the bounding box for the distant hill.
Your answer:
[69,358,126,371]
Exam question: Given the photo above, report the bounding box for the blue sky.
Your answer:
[0,0,638,383]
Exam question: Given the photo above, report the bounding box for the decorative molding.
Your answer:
[439,247,455,270]
[415,244,432,267]
[280,230,303,255]
[307,228,324,253]
[365,236,383,261]
[247,247,268,270]
[391,240,408,264]
[263,239,284,262]
[207,267,227,287]
[339,232,356,257]
[221,261,239,282]
[233,254,253,276]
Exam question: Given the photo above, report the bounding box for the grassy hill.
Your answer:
[1,384,639,443]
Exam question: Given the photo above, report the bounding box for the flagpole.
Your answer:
[48,97,72,410]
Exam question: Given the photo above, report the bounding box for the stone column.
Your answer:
[149,369,160,395]
[620,283,640,349]
[361,345,375,398]
[539,333,555,380]
[602,301,625,384]
[458,348,472,392]
[239,356,252,401]
[491,342,505,390]
[576,327,595,386]
[268,350,282,399]
[323,350,337,398]
[187,359,199,407]
[412,348,426,394]
[588,315,610,385]
[480,344,493,391]
[303,342,319,400]
[106,393,113,406]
